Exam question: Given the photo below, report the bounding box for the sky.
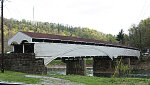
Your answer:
[3,0,150,35]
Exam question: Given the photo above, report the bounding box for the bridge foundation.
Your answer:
[66,59,86,76]
[130,57,139,65]
[122,57,130,66]
[93,57,113,77]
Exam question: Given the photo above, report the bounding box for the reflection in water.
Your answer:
[47,68,93,76]
[47,68,150,78]
[127,70,150,78]
[47,68,66,75]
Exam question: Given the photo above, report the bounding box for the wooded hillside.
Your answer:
[1,17,150,53]
[0,18,118,52]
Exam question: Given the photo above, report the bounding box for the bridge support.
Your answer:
[122,58,130,66]
[93,57,113,77]
[65,58,86,76]
[130,57,139,65]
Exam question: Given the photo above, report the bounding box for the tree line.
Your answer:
[1,17,150,52]
[116,17,150,52]
[0,18,118,52]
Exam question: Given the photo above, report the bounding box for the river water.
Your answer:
[47,68,93,76]
[47,68,150,78]
[127,70,150,78]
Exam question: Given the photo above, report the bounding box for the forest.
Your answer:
[0,17,150,52]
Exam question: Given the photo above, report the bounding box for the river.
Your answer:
[47,67,150,78]
[47,68,93,76]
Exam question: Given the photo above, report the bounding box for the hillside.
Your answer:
[0,18,118,52]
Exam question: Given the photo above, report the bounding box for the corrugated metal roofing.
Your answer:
[21,31,137,49]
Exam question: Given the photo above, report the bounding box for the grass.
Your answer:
[1,70,150,85]
[48,60,66,65]
[86,59,93,65]
[47,75,150,85]
[0,70,42,84]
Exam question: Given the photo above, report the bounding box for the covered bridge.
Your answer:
[8,31,140,65]
[8,31,140,76]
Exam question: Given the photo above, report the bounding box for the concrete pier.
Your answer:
[93,57,113,77]
[66,59,86,76]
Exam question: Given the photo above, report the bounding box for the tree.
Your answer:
[116,29,124,44]
[128,18,150,51]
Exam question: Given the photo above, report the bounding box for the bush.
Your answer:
[141,55,149,61]
[119,63,132,77]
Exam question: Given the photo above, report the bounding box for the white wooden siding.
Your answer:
[34,42,140,65]
[8,32,32,45]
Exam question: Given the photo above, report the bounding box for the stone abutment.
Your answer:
[0,53,47,75]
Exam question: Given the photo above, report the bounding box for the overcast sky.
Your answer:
[3,0,150,35]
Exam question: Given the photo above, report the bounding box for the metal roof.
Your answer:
[21,31,137,50]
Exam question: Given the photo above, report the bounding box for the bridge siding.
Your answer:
[34,43,140,65]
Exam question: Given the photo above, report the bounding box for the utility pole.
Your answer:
[1,0,4,73]
[139,27,142,59]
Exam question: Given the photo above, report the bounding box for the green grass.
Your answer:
[0,71,42,84]
[48,60,66,65]
[47,75,150,85]
[1,70,150,85]
[86,59,93,65]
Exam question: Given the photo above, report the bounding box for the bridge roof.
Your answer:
[21,31,137,50]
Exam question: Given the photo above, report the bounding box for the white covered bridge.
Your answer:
[8,31,140,66]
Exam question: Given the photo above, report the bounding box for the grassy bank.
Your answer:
[48,60,66,65]
[1,71,150,85]
[48,75,150,85]
[0,71,42,84]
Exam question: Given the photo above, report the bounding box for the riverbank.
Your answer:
[0,71,41,84]
[0,71,84,85]
[47,65,93,69]
[1,70,150,85]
